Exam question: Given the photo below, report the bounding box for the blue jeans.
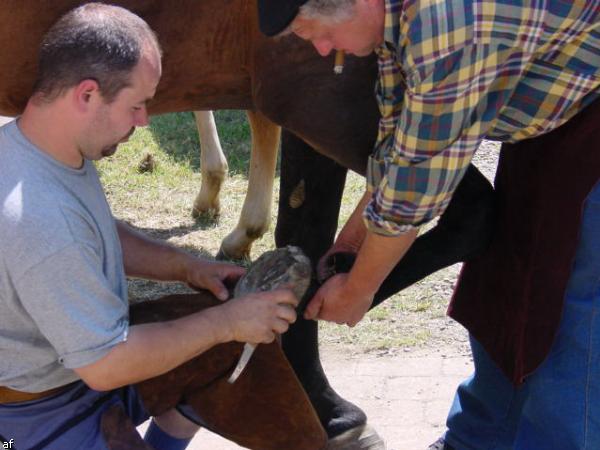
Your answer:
[445,180,600,450]
[0,382,150,450]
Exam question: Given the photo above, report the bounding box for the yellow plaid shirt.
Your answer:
[365,0,600,235]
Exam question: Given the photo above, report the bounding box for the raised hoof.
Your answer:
[326,424,386,450]
[233,246,311,300]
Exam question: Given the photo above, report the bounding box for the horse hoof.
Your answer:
[326,424,386,449]
[233,246,311,301]
[191,206,219,221]
[215,247,250,263]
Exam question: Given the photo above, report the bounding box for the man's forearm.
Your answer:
[75,307,231,391]
[117,220,190,282]
[346,228,418,296]
[336,191,370,246]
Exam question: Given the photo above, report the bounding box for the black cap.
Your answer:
[257,0,309,37]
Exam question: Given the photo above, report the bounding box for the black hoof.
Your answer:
[327,424,386,449]
[302,374,367,438]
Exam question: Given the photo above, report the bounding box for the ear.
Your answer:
[72,79,101,112]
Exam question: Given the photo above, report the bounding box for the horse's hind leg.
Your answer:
[218,110,280,260]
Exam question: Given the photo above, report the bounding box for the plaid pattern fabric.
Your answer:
[364,0,600,235]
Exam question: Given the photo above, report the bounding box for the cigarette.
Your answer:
[333,50,345,75]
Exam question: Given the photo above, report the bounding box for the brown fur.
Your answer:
[0,0,379,173]
[131,294,327,450]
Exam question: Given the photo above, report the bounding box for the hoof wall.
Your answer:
[327,424,386,450]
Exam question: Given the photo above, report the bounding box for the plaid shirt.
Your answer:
[364,0,600,236]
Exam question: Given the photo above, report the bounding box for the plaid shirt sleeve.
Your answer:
[365,43,522,236]
[363,0,600,237]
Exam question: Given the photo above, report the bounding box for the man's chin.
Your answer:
[101,145,119,158]
[356,45,379,57]
[346,46,376,58]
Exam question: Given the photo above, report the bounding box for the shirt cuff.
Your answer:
[362,199,418,236]
[59,318,129,369]
[367,154,387,194]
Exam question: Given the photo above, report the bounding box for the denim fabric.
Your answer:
[445,181,600,450]
[0,382,149,450]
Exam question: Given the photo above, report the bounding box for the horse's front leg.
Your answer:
[192,110,228,219]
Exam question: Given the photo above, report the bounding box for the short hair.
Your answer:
[299,0,356,22]
[32,3,161,103]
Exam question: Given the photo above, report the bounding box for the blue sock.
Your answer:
[143,420,192,450]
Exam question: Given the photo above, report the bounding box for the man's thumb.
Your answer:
[304,295,324,320]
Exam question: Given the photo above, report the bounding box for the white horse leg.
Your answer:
[218,110,281,260]
[192,110,228,218]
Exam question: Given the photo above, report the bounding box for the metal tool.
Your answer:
[227,343,257,383]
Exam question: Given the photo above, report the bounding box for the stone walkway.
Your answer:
[139,346,473,450]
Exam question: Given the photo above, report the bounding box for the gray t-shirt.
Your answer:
[0,120,128,392]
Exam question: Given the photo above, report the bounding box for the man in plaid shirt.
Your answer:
[259,0,600,448]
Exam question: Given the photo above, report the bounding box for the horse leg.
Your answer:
[218,110,281,260]
[275,130,368,438]
[277,132,496,438]
[372,164,496,304]
[192,110,228,218]
[324,164,495,304]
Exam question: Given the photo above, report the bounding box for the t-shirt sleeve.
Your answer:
[14,242,129,369]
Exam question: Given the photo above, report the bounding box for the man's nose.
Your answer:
[312,39,334,57]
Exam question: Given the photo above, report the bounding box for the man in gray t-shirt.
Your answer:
[0,4,313,450]
[0,119,130,393]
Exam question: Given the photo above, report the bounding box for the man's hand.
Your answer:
[219,289,299,344]
[308,228,419,327]
[316,236,362,283]
[304,273,373,326]
[184,257,245,301]
[317,191,370,281]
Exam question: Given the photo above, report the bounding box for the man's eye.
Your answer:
[132,106,142,111]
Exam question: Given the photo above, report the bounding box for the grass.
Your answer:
[97,110,467,354]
